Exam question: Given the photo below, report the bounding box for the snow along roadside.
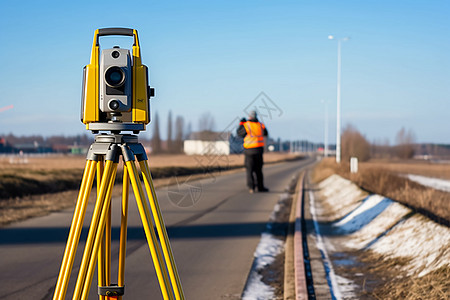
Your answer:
[309,190,347,300]
[406,173,450,193]
[241,192,290,300]
[320,174,450,278]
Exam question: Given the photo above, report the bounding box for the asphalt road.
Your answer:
[0,157,314,300]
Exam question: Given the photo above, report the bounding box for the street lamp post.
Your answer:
[328,35,349,163]
[321,100,329,158]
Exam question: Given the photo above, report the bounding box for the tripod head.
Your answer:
[81,28,155,134]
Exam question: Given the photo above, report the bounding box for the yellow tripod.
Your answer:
[53,134,184,300]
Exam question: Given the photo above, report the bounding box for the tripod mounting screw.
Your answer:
[98,285,124,296]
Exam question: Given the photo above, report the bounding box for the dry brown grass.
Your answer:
[312,157,450,223]
[0,191,81,225]
[362,159,450,180]
[371,266,450,300]
[344,250,450,299]
[0,169,83,199]
[0,152,296,170]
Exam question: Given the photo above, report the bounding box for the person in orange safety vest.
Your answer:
[237,110,269,193]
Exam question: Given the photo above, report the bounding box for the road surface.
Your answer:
[0,157,314,299]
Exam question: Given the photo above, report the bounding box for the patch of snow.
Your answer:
[253,232,284,270]
[335,275,358,300]
[278,192,290,202]
[333,195,392,234]
[319,174,450,277]
[269,193,288,221]
[370,214,450,276]
[241,272,275,300]
[241,193,287,299]
[242,233,284,300]
[310,190,348,300]
[406,174,450,193]
[344,202,411,249]
[318,175,367,220]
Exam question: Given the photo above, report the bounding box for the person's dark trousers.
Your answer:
[244,152,264,190]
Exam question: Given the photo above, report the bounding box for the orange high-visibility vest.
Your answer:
[243,121,265,149]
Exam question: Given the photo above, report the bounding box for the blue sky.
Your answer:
[0,0,449,144]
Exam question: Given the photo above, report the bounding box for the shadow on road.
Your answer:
[0,221,293,245]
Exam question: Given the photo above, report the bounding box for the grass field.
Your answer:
[0,152,298,170]
[312,157,450,223]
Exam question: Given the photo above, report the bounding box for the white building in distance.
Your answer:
[184,131,242,155]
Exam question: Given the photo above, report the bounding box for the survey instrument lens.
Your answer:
[105,67,125,87]
[111,50,120,58]
[108,100,120,110]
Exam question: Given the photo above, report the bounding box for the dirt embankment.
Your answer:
[311,172,450,299]
[312,158,450,224]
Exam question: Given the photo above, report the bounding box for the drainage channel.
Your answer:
[294,171,336,300]
[293,172,316,299]
[241,174,300,300]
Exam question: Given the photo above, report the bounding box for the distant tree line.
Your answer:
[1,133,94,146]
[5,116,444,160]
[150,110,194,154]
[1,110,215,155]
[339,124,445,162]
[0,133,95,153]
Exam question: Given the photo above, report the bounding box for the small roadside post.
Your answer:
[350,157,358,174]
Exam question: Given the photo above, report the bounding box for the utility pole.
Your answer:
[328,35,349,163]
[321,100,329,157]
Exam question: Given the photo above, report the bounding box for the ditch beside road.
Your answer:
[300,171,450,299]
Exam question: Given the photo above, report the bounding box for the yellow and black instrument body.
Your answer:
[81,28,154,133]
[53,28,184,300]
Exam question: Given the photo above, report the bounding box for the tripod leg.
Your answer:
[53,159,97,300]
[105,198,112,287]
[97,159,107,300]
[117,163,130,300]
[125,160,174,300]
[97,158,113,300]
[139,160,185,300]
[82,163,117,299]
[73,160,118,299]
